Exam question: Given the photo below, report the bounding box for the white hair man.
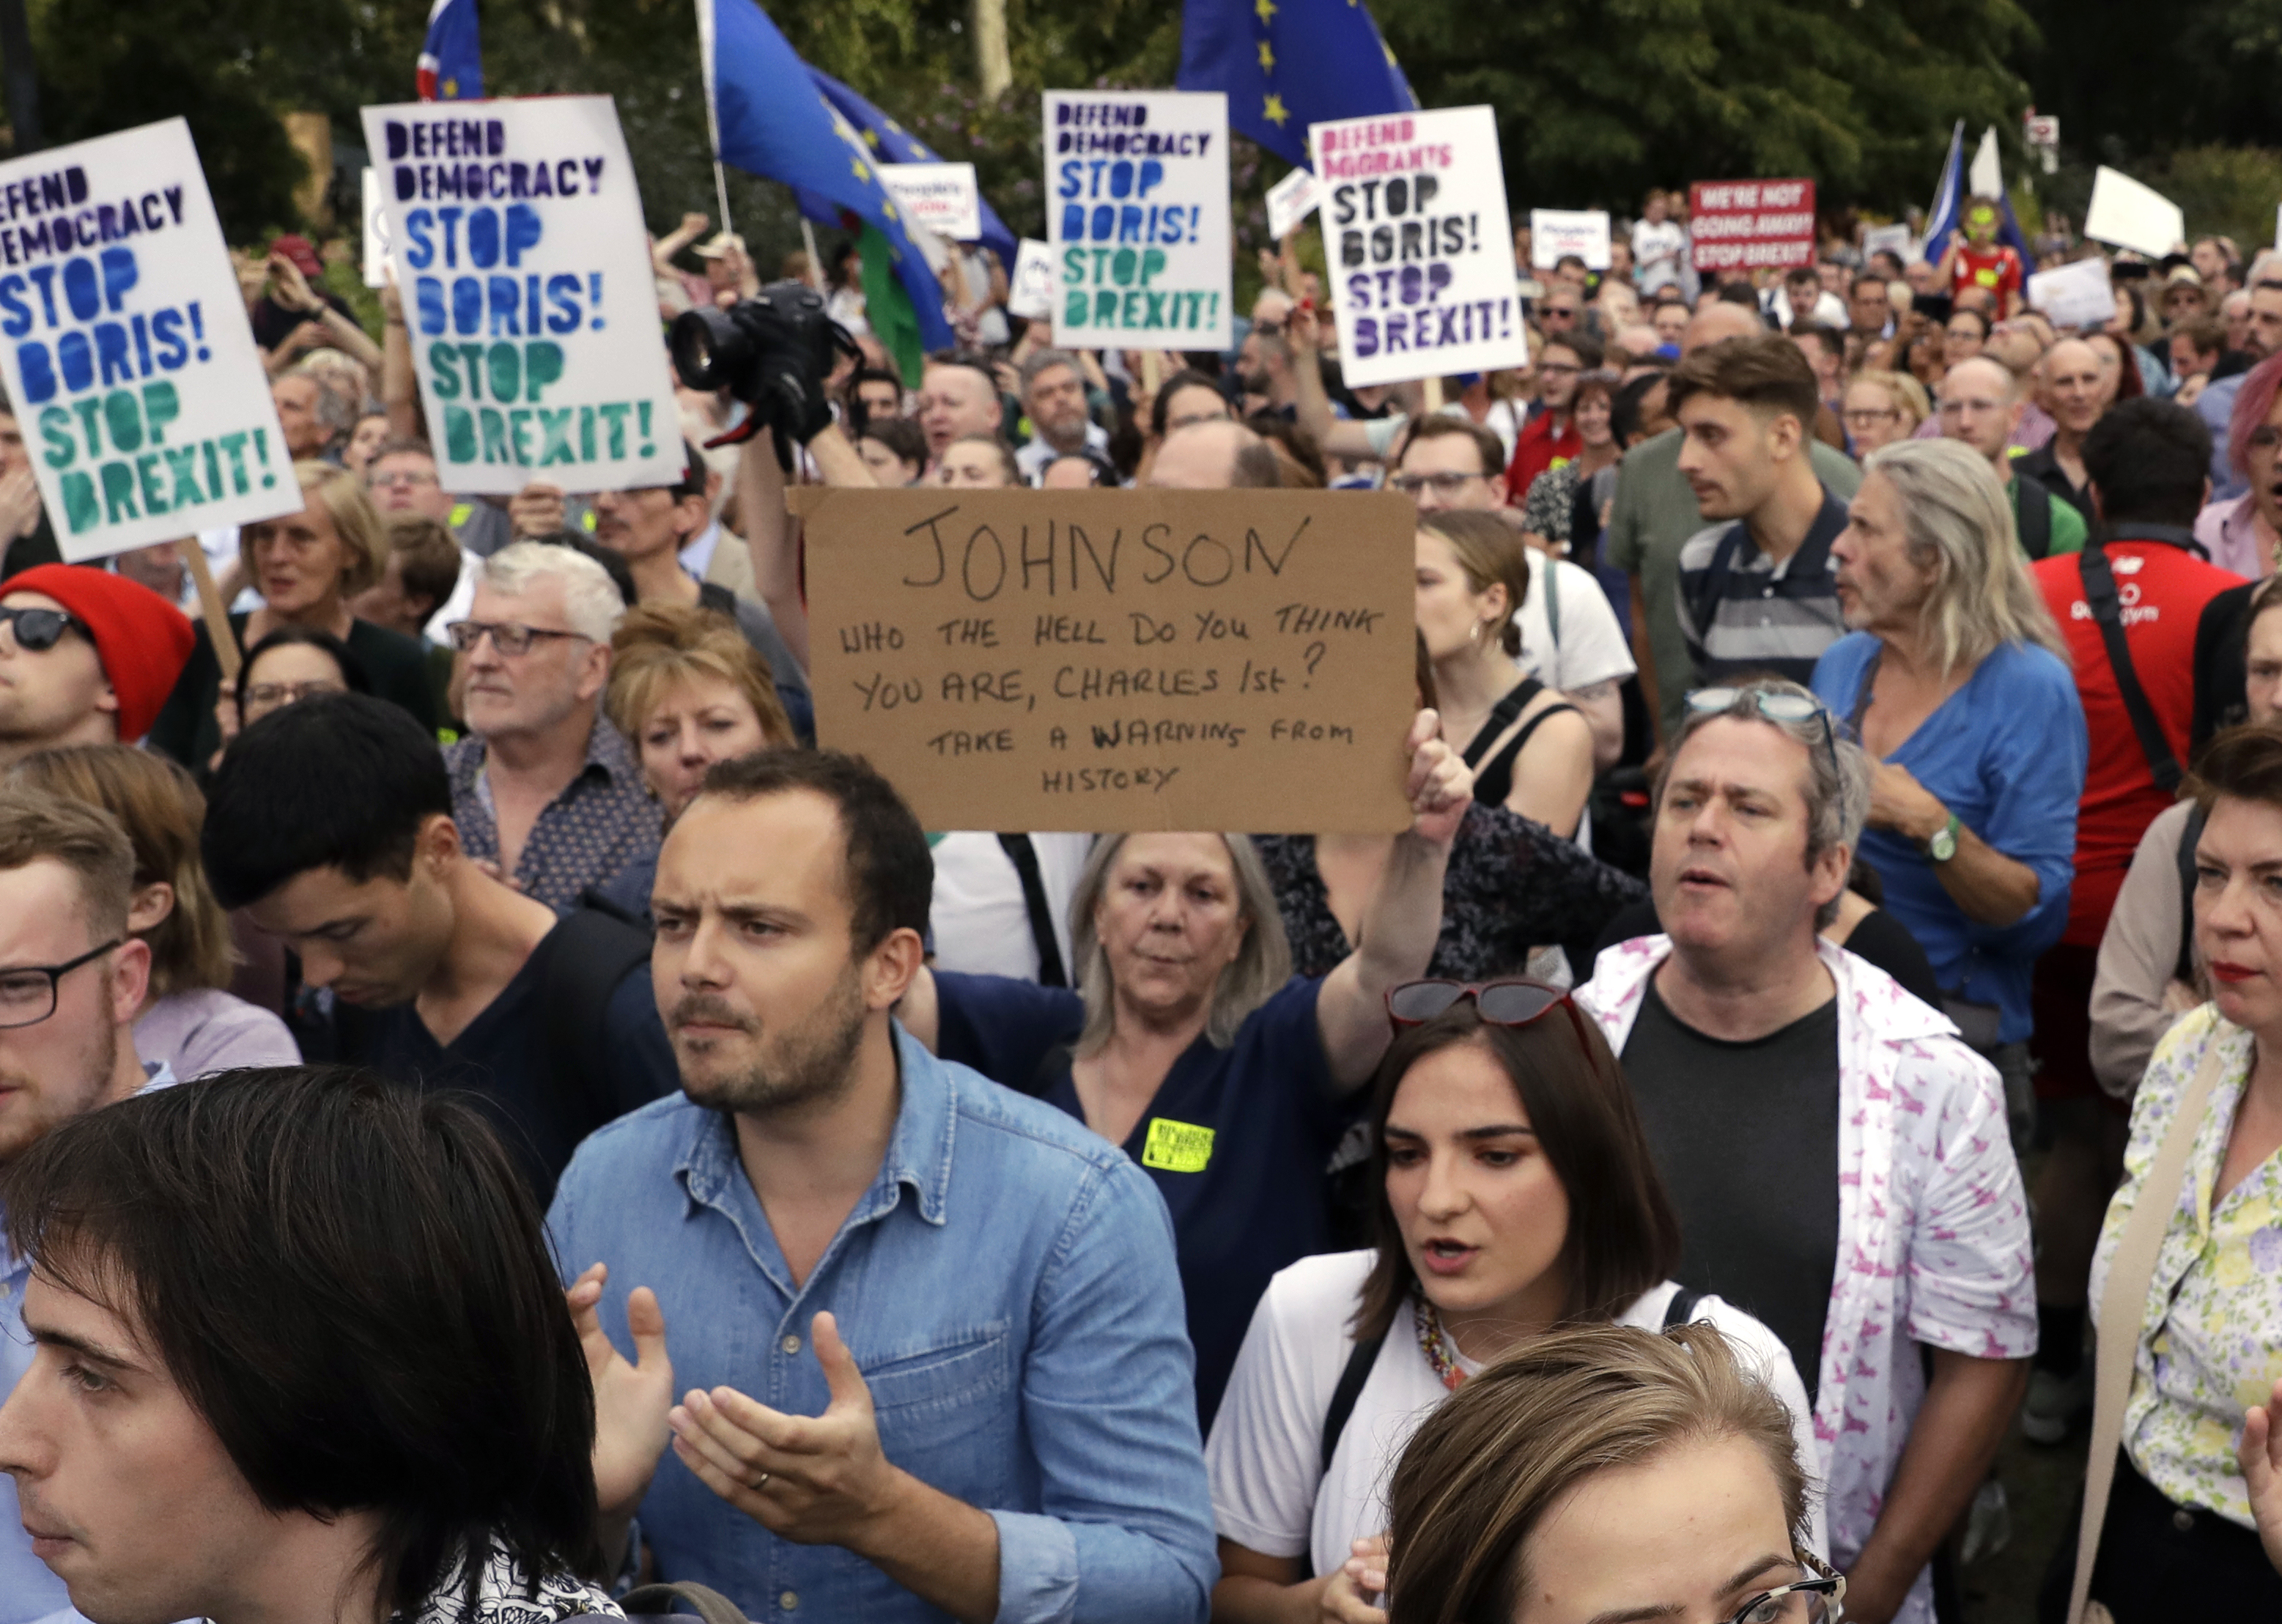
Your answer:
[442,542,657,909]
[1578,677,2034,1624]
[1012,350,1109,484]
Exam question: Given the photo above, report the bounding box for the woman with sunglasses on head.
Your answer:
[1380,1323,1839,1624]
[1205,984,1817,1624]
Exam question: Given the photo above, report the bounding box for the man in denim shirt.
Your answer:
[550,749,1215,1623]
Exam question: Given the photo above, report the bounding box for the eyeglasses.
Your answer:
[1842,407,1899,428]
[444,621,593,657]
[0,605,87,653]
[1389,470,1486,495]
[0,939,122,1030]
[1168,408,1232,431]
[1543,306,1579,320]
[2249,425,2282,454]
[1252,320,1284,336]
[1685,686,1842,782]
[1720,1552,1845,1624]
[1537,361,1581,377]
[369,470,438,490]
[243,679,346,710]
[1386,978,1598,1058]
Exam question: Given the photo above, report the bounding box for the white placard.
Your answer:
[2083,166,2185,260]
[1529,208,1611,270]
[1309,105,1528,390]
[360,95,682,495]
[879,162,981,243]
[1861,222,1914,262]
[0,118,296,561]
[1008,238,1055,320]
[1045,89,1231,350]
[1266,166,1323,241]
[2027,255,2118,329]
[361,166,390,288]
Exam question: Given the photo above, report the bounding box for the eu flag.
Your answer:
[701,0,953,352]
[806,70,1019,274]
[416,0,483,101]
[1176,0,1415,171]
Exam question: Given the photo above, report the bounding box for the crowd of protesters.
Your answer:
[1,185,2282,1624]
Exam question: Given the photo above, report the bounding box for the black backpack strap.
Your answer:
[541,906,658,1123]
[1320,1329,1388,1474]
[995,833,1069,988]
[2016,476,2052,561]
[2078,542,2185,795]
[1663,1285,1704,1329]
[2176,804,2209,987]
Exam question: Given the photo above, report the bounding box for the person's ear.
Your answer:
[863,926,926,1011]
[127,881,174,935]
[107,937,152,1027]
[416,812,462,878]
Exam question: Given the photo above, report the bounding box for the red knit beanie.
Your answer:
[0,564,196,742]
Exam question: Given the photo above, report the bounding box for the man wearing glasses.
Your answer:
[1503,331,1600,505]
[1578,679,2034,1624]
[0,786,177,1624]
[1937,356,2087,561]
[441,542,660,912]
[0,565,194,770]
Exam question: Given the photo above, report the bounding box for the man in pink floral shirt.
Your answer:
[1578,679,2036,1624]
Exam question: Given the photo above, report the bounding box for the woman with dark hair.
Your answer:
[229,622,370,731]
[0,1066,621,1624]
[1205,992,1815,1624]
[854,416,927,487]
[1518,370,1622,560]
[2086,328,2148,406]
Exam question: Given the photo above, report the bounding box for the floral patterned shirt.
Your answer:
[2090,1004,2282,1528]
[446,718,660,913]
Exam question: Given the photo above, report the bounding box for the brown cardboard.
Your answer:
[802,487,1417,833]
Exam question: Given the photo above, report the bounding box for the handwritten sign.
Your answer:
[1008,237,1055,320]
[1046,90,1231,350]
[880,162,982,242]
[1530,209,1611,270]
[0,117,297,562]
[1309,106,1527,389]
[801,487,1415,832]
[1688,178,1817,272]
[359,94,681,495]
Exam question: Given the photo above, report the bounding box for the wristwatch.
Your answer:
[1926,813,1961,863]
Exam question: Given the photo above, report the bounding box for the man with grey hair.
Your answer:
[272,368,347,463]
[443,541,660,910]
[1012,350,1109,484]
[1577,676,2036,1624]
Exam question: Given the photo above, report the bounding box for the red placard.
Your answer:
[1687,178,1817,271]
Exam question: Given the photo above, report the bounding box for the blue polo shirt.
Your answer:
[931,972,1346,1431]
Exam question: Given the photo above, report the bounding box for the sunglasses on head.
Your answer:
[1386,979,1598,1058]
[0,604,86,653]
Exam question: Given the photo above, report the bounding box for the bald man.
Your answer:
[2017,336,2107,517]
[1145,419,1281,490]
[1938,355,2086,560]
[1608,303,1865,739]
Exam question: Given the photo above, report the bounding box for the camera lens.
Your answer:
[670,307,751,393]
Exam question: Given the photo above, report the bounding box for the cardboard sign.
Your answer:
[1530,209,1611,270]
[1008,238,1056,320]
[1046,90,1231,350]
[1688,178,1817,272]
[1308,106,1528,390]
[801,487,1416,833]
[360,95,681,495]
[1266,165,1324,241]
[2027,255,2116,330]
[879,162,982,243]
[2083,166,2183,259]
[0,118,297,562]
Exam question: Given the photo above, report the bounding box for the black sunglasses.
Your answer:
[1386,980,1598,1059]
[0,604,86,653]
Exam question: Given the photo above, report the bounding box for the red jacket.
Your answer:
[1504,407,1580,504]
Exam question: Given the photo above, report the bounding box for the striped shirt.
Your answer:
[1675,490,1852,688]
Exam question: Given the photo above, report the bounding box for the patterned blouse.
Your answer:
[2091,1004,2282,1527]
[445,719,662,913]
[1256,805,1647,982]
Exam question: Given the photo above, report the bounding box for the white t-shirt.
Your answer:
[1205,1250,1824,1578]
[1631,218,1688,293]
[927,832,1093,981]
[1515,550,1636,696]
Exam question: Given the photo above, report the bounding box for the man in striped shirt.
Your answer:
[1671,336,1854,690]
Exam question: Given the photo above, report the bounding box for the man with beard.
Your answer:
[2199,278,2282,498]
[1012,351,1110,484]
[549,748,1216,1624]
[0,787,175,1624]
[200,693,676,1200]
[1235,300,1301,419]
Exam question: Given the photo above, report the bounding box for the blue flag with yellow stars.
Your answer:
[701,0,953,352]
[1176,0,1416,171]
[805,70,1019,274]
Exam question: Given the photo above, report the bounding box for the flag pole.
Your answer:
[694,0,734,235]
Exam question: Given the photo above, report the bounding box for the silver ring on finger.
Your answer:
[752,1469,771,1490]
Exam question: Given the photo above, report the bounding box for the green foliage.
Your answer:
[2143,147,2282,256]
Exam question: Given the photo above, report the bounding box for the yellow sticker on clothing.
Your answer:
[1140,1117,1216,1173]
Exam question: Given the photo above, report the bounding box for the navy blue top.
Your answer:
[931,972,1347,1430]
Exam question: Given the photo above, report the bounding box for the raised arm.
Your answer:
[1315,711,1473,1088]
[653,212,709,276]
[1288,303,1386,464]
[737,422,876,672]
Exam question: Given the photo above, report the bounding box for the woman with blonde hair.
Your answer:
[6,743,299,1078]
[1842,369,1931,456]
[149,461,437,771]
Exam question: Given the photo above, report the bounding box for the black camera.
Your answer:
[670,280,858,469]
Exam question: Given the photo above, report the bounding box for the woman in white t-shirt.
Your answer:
[1205,982,1820,1623]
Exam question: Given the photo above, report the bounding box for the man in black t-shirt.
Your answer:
[201,694,677,1200]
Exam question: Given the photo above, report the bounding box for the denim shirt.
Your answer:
[545,1027,1216,1624]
